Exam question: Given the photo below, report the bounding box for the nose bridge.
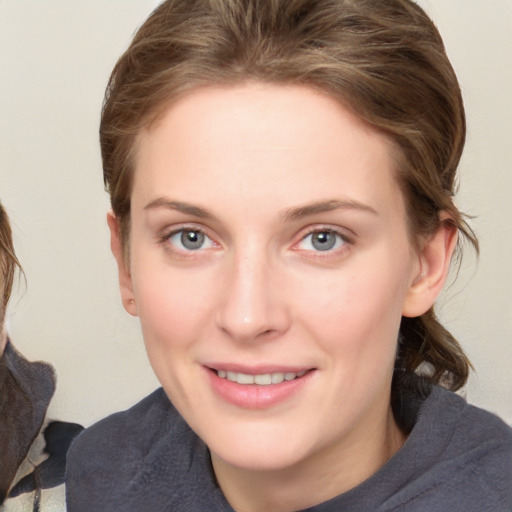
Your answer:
[217,241,289,342]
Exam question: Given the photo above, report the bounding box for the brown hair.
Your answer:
[0,204,22,329]
[100,0,477,396]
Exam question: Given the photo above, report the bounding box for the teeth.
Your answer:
[216,370,307,385]
[271,373,285,384]
[237,373,256,385]
[254,374,272,385]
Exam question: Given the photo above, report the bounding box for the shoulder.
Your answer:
[66,388,204,510]
[440,389,512,497]
[67,388,183,468]
[385,386,512,512]
[68,388,178,454]
[429,386,512,460]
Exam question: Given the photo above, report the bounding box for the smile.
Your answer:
[216,370,307,385]
[206,365,315,409]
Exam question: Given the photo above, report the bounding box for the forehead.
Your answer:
[132,82,403,220]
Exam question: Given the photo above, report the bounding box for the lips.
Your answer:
[205,365,314,409]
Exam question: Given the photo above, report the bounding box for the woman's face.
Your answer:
[113,83,424,473]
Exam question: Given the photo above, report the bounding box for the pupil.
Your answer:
[181,230,204,250]
[312,231,335,251]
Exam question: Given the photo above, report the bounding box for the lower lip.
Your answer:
[205,368,314,410]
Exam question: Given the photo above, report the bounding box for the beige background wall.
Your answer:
[1,0,511,427]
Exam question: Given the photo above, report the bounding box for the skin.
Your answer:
[109,82,456,512]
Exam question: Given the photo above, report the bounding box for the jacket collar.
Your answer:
[0,340,55,503]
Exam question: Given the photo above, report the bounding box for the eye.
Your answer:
[167,229,215,251]
[297,230,347,252]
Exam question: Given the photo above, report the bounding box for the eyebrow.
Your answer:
[282,199,378,221]
[144,198,214,219]
[144,197,378,221]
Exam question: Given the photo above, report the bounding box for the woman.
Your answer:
[0,202,54,510]
[66,0,512,510]
[0,203,82,511]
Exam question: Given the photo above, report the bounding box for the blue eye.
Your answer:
[299,230,346,252]
[168,229,214,251]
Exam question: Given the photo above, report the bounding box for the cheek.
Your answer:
[133,265,216,354]
[132,266,219,403]
[296,251,411,365]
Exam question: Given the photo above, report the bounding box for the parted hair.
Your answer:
[0,204,21,328]
[100,0,478,400]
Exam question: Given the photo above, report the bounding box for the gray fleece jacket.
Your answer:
[66,385,512,511]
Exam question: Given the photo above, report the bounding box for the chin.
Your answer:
[205,422,319,472]
[215,445,309,473]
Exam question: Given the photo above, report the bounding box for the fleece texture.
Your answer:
[0,341,55,504]
[66,385,512,511]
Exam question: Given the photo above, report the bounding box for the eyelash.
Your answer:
[158,225,353,258]
[159,225,216,254]
[293,227,353,256]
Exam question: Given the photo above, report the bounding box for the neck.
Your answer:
[212,405,406,512]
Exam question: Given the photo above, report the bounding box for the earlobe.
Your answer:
[402,220,458,318]
[107,211,138,317]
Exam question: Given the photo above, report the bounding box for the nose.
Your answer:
[216,248,291,343]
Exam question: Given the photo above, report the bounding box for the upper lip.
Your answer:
[204,363,314,374]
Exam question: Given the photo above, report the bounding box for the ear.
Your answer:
[107,211,138,317]
[402,218,458,318]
